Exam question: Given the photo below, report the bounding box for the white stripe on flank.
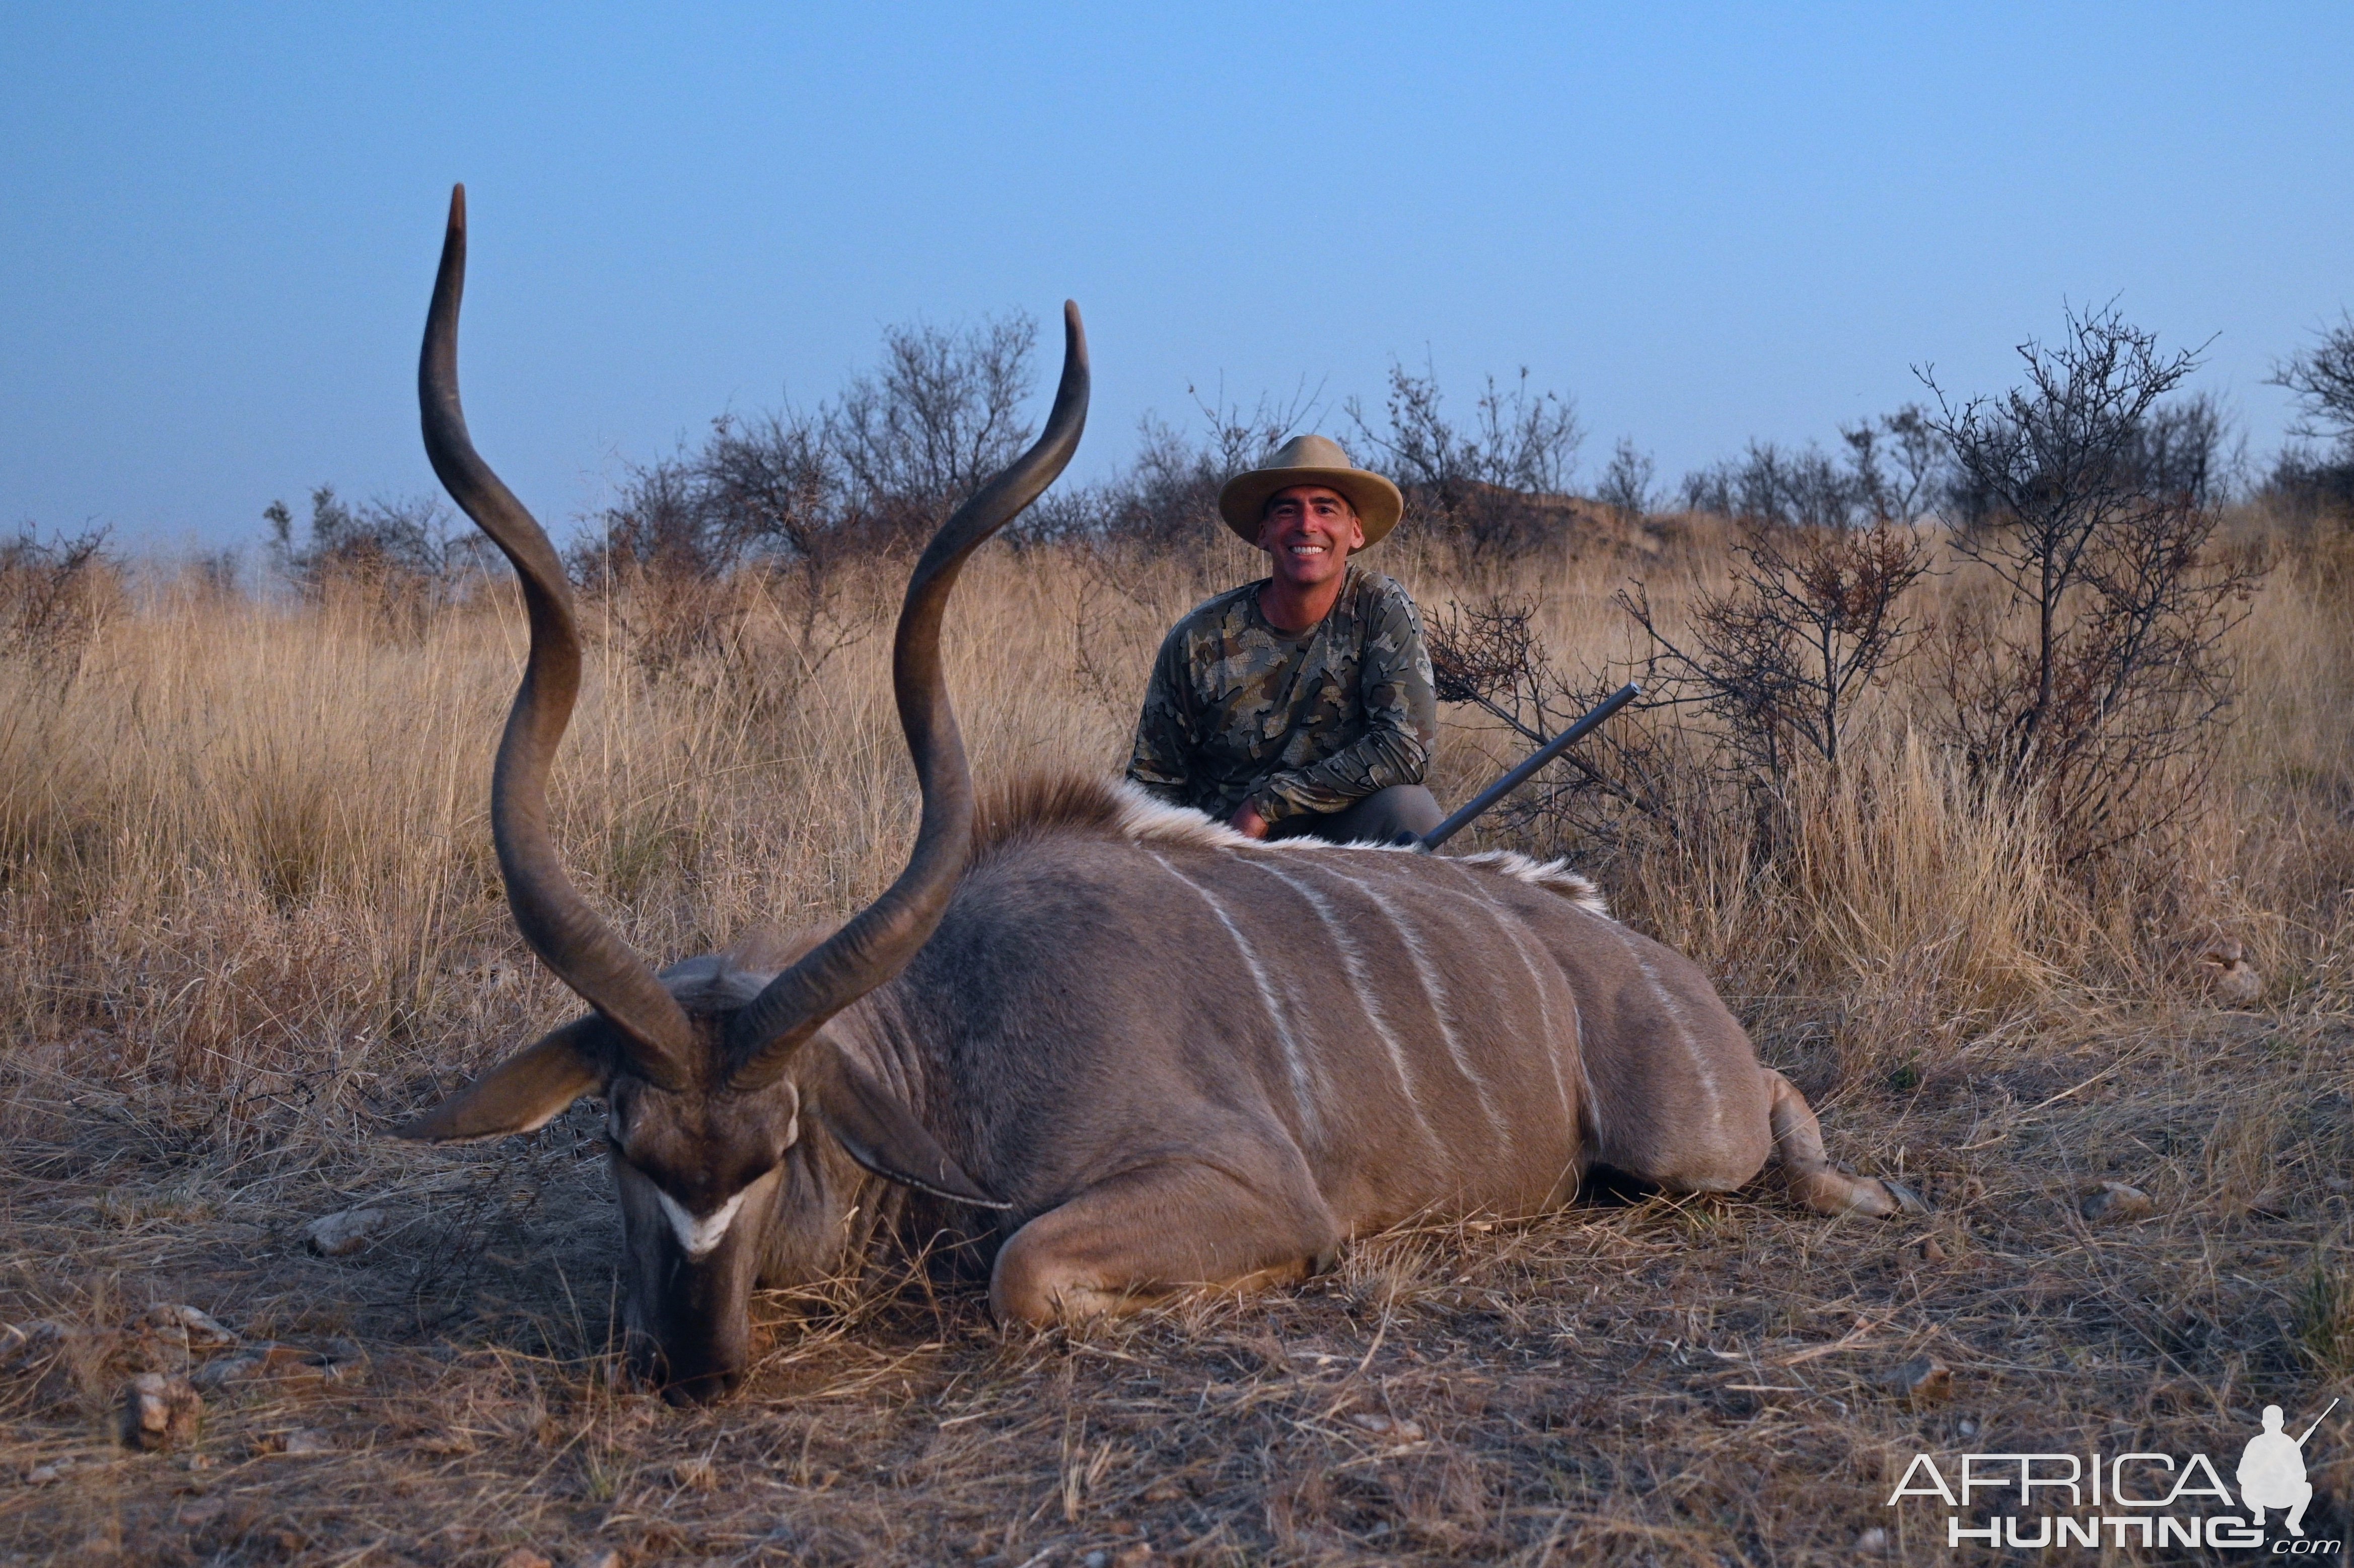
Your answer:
[1612,924,1724,1131]
[1312,862,1510,1145]
[1574,1008,1606,1147]
[655,1185,749,1260]
[1424,864,1578,1130]
[1149,852,1323,1146]
[1246,859,1445,1156]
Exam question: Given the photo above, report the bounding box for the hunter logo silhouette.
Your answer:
[2240,1399,2336,1538]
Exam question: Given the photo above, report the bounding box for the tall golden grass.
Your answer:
[1,518,2347,1137]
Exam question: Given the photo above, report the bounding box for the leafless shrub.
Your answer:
[1428,518,1932,877]
[1924,304,2260,866]
[264,486,489,631]
[1841,405,1948,522]
[829,312,1039,540]
[2272,311,2354,449]
[1680,407,1949,529]
[1594,437,1657,522]
[1424,595,1680,846]
[1682,440,1855,529]
[573,315,1041,682]
[0,525,120,678]
[1348,361,1582,557]
[2266,313,2354,522]
[578,410,886,685]
[1621,518,1933,786]
[2267,444,2354,523]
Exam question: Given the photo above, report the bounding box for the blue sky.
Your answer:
[2,4,2348,548]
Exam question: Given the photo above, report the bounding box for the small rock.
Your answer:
[1877,1357,1951,1404]
[280,1428,334,1456]
[191,1342,329,1391]
[2081,1181,2155,1224]
[24,1464,60,1485]
[144,1304,238,1349]
[1345,1411,1425,1442]
[1915,1236,1947,1263]
[1083,1552,1110,1568]
[305,1207,393,1257]
[191,1354,263,1391]
[177,1496,230,1528]
[1958,1417,1979,1438]
[493,1551,553,1568]
[4,1321,66,1370]
[1854,1526,1889,1552]
[120,1372,203,1450]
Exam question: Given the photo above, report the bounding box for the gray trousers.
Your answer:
[1267,784,1445,847]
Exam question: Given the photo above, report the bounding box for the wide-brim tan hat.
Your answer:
[1217,433,1404,546]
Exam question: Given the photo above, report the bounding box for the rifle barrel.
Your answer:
[1419,682,1641,852]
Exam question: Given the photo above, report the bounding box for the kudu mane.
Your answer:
[967,771,1612,916]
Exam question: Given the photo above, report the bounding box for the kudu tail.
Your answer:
[1762,1069,1925,1219]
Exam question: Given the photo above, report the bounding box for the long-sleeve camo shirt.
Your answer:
[1124,566,1439,826]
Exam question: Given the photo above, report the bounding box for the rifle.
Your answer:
[1418,682,1642,852]
[2297,1398,2340,1445]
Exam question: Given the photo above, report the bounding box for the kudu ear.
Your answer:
[802,1042,1010,1210]
[395,1018,604,1143]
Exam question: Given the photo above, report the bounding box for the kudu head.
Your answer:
[395,187,1087,1403]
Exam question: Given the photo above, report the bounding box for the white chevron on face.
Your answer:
[655,1184,750,1259]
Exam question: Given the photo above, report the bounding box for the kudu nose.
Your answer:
[660,1367,743,1406]
[624,1334,745,1405]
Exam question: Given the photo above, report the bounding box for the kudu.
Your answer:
[400,187,1918,1403]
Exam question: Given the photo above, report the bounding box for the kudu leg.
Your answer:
[990,1160,1343,1325]
[1763,1069,1922,1218]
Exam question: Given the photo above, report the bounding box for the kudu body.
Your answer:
[401,189,1915,1402]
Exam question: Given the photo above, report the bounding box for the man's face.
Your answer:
[1256,485,1364,590]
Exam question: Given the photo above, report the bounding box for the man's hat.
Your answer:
[1217,434,1404,547]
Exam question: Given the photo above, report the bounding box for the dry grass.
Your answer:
[1,519,2349,1563]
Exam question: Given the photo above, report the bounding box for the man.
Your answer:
[2237,1403,2319,1537]
[1126,433,1443,844]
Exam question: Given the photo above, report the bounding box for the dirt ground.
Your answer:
[4,1001,2346,1567]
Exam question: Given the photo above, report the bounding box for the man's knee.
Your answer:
[1360,784,1444,840]
[1282,784,1443,845]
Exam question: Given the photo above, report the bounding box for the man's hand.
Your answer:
[1230,801,1271,840]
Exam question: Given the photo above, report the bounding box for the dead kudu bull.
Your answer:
[399,187,1919,1402]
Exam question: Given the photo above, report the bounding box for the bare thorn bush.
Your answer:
[1927,304,2261,868]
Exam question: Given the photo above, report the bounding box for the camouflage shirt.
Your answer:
[1125,566,1439,825]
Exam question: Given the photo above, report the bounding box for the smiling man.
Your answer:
[1125,434,1443,844]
